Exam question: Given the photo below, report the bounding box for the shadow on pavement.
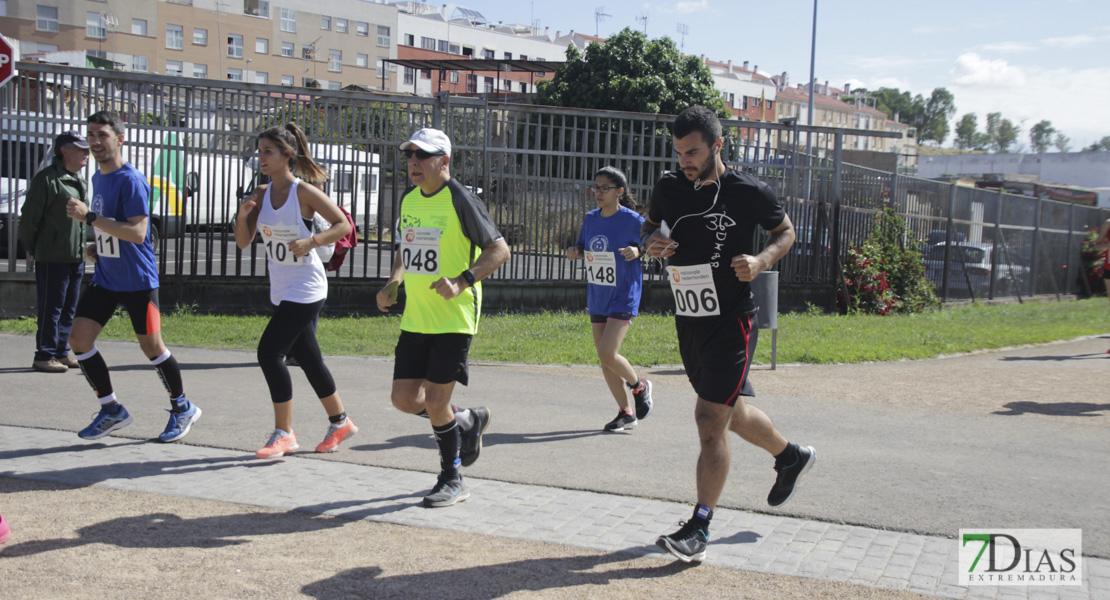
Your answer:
[108,361,259,372]
[294,496,422,519]
[1000,353,1108,362]
[0,440,146,464]
[300,549,699,599]
[349,429,604,455]
[1,454,262,489]
[993,401,1110,417]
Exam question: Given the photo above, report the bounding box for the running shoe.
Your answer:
[767,444,817,507]
[657,520,709,563]
[158,403,202,443]
[255,429,299,459]
[0,515,10,544]
[423,473,470,508]
[632,378,654,419]
[78,405,133,440]
[603,410,637,432]
[459,407,490,467]
[315,418,359,453]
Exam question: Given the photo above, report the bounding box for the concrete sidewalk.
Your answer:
[1,332,1108,598]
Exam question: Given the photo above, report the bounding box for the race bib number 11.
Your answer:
[666,264,720,316]
[94,228,121,259]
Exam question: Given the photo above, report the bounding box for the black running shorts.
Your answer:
[676,311,758,406]
[75,283,162,335]
[589,312,635,324]
[393,330,473,386]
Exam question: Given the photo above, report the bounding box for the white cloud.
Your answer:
[950,52,1027,86]
[1042,34,1097,48]
[842,55,945,72]
[977,41,1037,53]
[671,0,708,13]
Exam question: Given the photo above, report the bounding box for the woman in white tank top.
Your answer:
[234,122,358,459]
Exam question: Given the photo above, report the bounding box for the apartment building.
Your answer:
[1,0,397,90]
[703,58,776,122]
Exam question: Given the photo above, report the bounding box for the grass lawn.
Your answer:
[2,299,1107,366]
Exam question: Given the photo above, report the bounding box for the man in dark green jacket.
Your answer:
[21,131,90,373]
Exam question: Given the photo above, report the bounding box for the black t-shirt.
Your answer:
[648,169,786,317]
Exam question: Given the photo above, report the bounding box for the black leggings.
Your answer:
[258,299,337,403]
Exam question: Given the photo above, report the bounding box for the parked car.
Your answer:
[924,242,1027,297]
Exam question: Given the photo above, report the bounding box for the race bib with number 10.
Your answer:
[260,224,305,266]
[666,264,720,316]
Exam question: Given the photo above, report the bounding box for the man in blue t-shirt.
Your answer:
[64,110,201,444]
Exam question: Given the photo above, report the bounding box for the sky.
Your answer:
[448,0,1110,150]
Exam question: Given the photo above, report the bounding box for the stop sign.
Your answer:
[0,35,15,88]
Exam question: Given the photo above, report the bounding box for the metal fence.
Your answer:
[3,63,1106,303]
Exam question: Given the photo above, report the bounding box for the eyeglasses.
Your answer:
[590,185,620,193]
[402,148,443,160]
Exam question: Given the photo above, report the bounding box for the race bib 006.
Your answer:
[666,264,720,317]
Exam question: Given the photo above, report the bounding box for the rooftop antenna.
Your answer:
[594,6,611,37]
[635,12,648,35]
[676,23,689,52]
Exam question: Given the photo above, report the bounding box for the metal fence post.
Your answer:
[1066,202,1076,296]
[941,183,957,300]
[1031,196,1042,296]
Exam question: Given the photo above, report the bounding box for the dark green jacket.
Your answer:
[20,159,87,263]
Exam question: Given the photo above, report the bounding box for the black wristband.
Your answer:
[85,212,98,225]
[460,269,476,287]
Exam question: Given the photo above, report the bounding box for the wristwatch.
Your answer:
[85,212,98,225]
[460,269,477,287]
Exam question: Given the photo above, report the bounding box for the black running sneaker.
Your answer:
[656,520,709,563]
[603,410,637,432]
[460,406,490,467]
[767,444,817,507]
[423,473,470,508]
[633,378,653,419]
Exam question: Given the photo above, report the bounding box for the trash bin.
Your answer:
[751,270,779,370]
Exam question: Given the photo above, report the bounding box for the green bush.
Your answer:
[839,206,939,315]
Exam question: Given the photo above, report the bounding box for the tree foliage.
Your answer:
[851,86,954,145]
[534,28,730,118]
[838,206,939,315]
[954,113,988,151]
[1083,136,1110,152]
[1029,120,1056,153]
[1053,133,1071,153]
[920,88,956,145]
[985,112,1020,153]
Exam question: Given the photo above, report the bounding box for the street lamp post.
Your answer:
[804,0,817,202]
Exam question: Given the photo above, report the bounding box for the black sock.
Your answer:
[691,504,714,529]
[774,442,798,467]
[328,412,347,424]
[150,351,186,408]
[76,347,114,399]
[432,420,461,475]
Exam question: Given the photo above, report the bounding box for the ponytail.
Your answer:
[594,166,638,211]
[257,122,329,184]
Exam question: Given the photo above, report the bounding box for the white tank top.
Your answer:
[257,178,328,305]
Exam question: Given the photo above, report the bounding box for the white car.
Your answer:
[924,242,1027,297]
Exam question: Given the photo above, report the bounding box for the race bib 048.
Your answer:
[401,227,441,276]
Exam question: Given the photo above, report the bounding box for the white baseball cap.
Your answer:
[400,128,451,156]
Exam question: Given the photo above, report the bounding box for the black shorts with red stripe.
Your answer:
[676,309,758,406]
[75,283,162,335]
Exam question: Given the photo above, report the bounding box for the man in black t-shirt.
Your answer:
[642,106,817,564]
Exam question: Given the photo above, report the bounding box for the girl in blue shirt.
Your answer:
[566,166,654,432]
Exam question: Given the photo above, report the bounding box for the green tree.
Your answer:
[1053,133,1071,153]
[535,28,729,118]
[1029,120,1056,153]
[1082,136,1110,151]
[919,88,956,145]
[954,113,979,150]
[997,118,1021,153]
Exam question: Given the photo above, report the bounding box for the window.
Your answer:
[193,63,207,78]
[420,36,435,50]
[481,49,495,59]
[403,67,414,85]
[328,50,341,72]
[328,81,341,90]
[403,34,414,46]
[356,22,368,36]
[302,46,313,60]
[36,5,59,32]
[255,38,268,54]
[503,51,512,60]
[0,1,6,17]
[466,73,477,93]
[281,42,294,57]
[281,75,293,86]
[321,15,330,30]
[461,46,473,57]
[519,54,527,60]
[166,60,183,76]
[131,18,147,36]
[132,55,147,71]
[420,69,431,79]
[87,12,106,39]
[227,34,243,58]
[449,71,458,84]
[280,8,295,32]
[484,77,493,93]
[377,26,390,47]
[243,0,269,17]
[503,79,510,90]
[335,18,347,33]
[88,50,106,59]
[449,44,460,54]
[520,82,527,93]
[535,57,546,76]
[356,53,368,68]
[377,58,386,79]
[438,40,448,53]
[166,24,183,49]
[227,68,243,81]
[194,28,207,45]
[255,72,268,84]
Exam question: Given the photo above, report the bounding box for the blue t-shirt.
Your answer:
[90,163,159,291]
[576,206,645,316]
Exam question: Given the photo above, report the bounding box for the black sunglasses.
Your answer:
[402,148,443,160]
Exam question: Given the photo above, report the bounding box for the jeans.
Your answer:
[35,261,85,362]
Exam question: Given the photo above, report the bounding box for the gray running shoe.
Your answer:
[459,406,490,467]
[657,520,709,563]
[423,473,470,508]
[633,378,653,419]
[603,410,637,432]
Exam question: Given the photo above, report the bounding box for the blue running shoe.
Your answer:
[78,405,134,440]
[158,403,202,443]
